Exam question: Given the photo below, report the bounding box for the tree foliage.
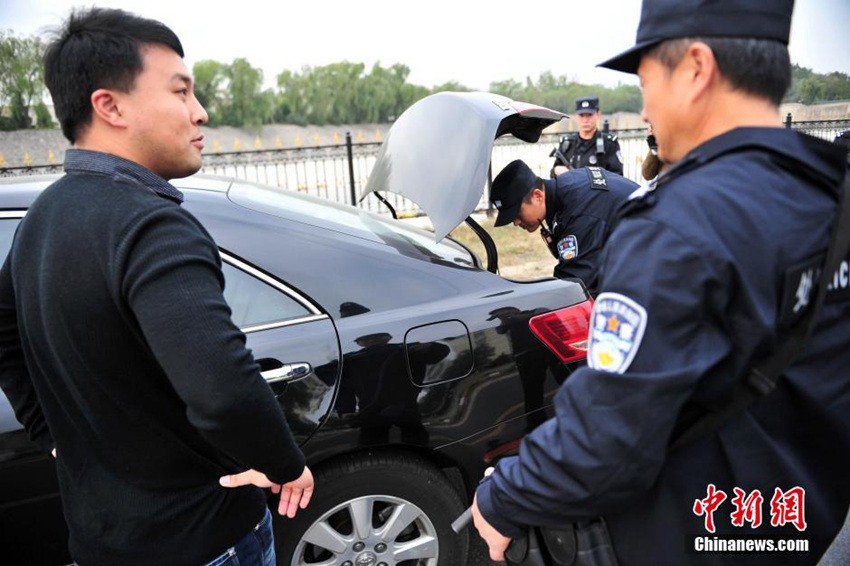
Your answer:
[192,59,227,124]
[275,62,436,125]
[489,72,643,114]
[784,64,850,104]
[221,58,273,127]
[0,31,49,131]
[4,31,850,134]
[192,58,272,127]
[33,101,54,129]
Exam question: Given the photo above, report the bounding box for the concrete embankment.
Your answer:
[1,101,847,168]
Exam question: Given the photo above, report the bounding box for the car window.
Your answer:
[0,218,22,266]
[0,219,311,332]
[221,262,313,329]
[228,181,476,268]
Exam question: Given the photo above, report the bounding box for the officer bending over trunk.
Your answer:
[490,160,637,295]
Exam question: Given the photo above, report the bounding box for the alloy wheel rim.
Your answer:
[291,494,439,566]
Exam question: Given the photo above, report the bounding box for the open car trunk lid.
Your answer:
[362,92,565,241]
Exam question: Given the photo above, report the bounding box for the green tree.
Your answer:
[310,61,367,124]
[362,63,413,123]
[798,77,825,104]
[192,60,227,125]
[220,58,273,128]
[785,63,850,103]
[275,68,311,126]
[601,84,644,115]
[430,80,471,94]
[489,79,525,100]
[0,32,47,130]
[33,101,54,129]
[397,82,430,116]
[274,62,443,125]
[821,71,850,101]
[489,73,643,114]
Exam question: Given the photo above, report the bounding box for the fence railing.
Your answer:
[2,118,848,217]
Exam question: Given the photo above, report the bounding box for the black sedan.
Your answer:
[0,92,593,566]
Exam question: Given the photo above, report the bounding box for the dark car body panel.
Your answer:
[405,320,474,386]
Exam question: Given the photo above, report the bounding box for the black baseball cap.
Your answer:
[575,96,599,114]
[598,0,795,74]
[490,160,538,227]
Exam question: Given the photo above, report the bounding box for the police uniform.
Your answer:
[552,96,624,175]
[543,168,637,294]
[490,161,638,295]
[835,130,850,161]
[477,2,850,565]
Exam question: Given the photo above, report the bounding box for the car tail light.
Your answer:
[528,299,593,363]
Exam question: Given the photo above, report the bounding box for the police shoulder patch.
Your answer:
[588,292,648,374]
[778,253,823,328]
[557,234,578,261]
[585,166,608,190]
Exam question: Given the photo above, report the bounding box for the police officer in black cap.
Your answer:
[472,0,850,564]
[490,159,637,295]
[551,96,624,176]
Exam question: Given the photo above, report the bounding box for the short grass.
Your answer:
[447,214,557,280]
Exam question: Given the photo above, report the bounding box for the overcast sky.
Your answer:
[2,0,849,91]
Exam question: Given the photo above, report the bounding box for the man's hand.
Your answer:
[553,165,569,177]
[219,466,315,518]
[472,467,512,562]
[472,493,511,562]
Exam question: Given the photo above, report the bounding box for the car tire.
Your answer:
[273,451,469,566]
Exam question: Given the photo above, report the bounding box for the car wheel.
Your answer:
[274,452,468,566]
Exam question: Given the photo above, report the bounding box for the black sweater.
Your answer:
[0,162,305,565]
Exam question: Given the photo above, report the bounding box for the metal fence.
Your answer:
[2,118,848,217]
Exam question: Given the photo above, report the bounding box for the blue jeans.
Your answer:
[204,508,276,566]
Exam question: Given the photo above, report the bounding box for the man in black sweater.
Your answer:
[0,9,312,566]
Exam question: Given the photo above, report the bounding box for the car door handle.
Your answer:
[261,362,312,384]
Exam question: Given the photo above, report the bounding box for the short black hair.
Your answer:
[647,37,791,106]
[521,177,546,203]
[44,8,184,143]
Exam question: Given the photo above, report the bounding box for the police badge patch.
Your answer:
[557,235,578,261]
[588,292,648,374]
[586,167,608,189]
